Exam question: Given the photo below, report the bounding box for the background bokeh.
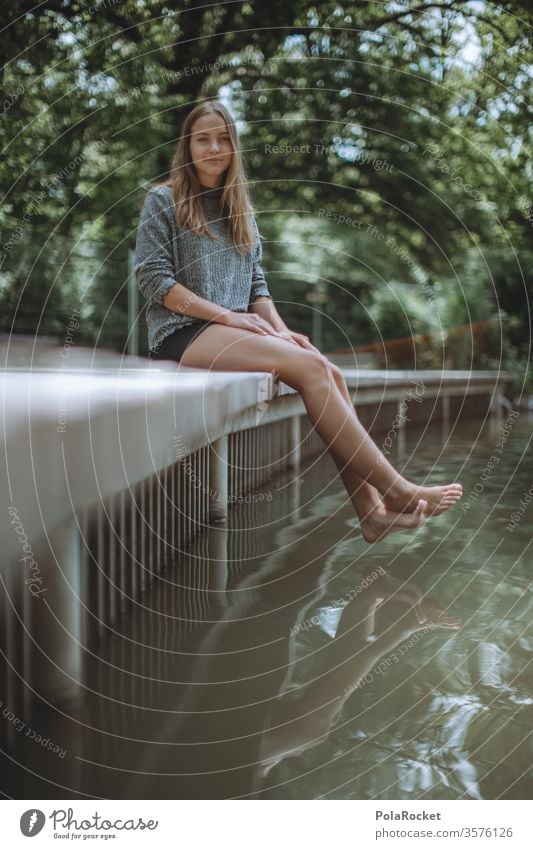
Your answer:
[1,1,531,388]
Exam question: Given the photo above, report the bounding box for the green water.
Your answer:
[255,414,533,800]
[3,414,532,799]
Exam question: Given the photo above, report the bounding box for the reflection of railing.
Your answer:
[0,347,510,723]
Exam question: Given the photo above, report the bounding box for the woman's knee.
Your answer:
[279,349,332,389]
[312,353,343,385]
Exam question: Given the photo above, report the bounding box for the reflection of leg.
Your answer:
[260,595,460,780]
[324,589,462,739]
[335,571,425,641]
[335,596,382,642]
[298,602,427,733]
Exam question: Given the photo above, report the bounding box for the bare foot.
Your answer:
[383,480,463,515]
[360,498,427,544]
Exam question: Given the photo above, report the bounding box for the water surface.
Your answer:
[2,414,532,799]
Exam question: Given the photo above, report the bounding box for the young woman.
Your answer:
[134,99,463,543]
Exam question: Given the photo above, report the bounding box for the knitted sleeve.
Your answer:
[249,217,272,306]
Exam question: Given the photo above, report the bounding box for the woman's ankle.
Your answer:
[384,476,413,503]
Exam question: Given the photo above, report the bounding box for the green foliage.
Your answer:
[0,0,531,376]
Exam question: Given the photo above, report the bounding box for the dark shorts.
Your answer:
[149,320,216,363]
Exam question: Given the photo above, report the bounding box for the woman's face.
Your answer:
[189,113,233,187]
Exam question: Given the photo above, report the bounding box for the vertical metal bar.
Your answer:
[147,475,155,583]
[24,516,82,707]
[178,461,185,552]
[108,496,117,626]
[184,455,190,548]
[245,430,249,495]
[196,451,202,533]
[258,425,264,489]
[269,423,274,483]
[240,431,244,497]
[397,398,406,456]
[139,479,147,595]
[130,482,138,601]
[156,470,162,574]
[166,466,172,567]
[4,561,24,737]
[160,468,166,569]
[226,436,231,505]
[251,428,256,492]
[202,446,208,528]
[209,436,228,521]
[195,451,200,532]
[78,507,91,653]
[248,429,253,495]
[235,431,240,499]
[118,490,126,616]
[156,472,162,575]
[252,428,257,491]
[150,475,157,579]
[243,429,248,496]
[170,461,177,561]
[188,453,194,546]
[96,506,107,635]
[83,507,99,648]
[442,394,450,427]
[240,430,245,497]
[196,449,202,537]
[249,429,254,495]
[231,433,235,501]
[273,422,277,480]
[181,459,187,552]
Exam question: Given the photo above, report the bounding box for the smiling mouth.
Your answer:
[206,158,224,162]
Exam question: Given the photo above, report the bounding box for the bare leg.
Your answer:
[324,364,428,541]
[421,597,462,629]
[298,364,461,514]
[179,325,463,515]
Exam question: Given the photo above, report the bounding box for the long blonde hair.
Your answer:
[151,100,256,255]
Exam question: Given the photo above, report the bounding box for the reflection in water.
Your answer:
[1,417,532,799]
[257,569,461,784]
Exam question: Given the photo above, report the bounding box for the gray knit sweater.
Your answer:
[133,184,272,352]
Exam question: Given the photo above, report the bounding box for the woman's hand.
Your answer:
[276,330,320,351]
[219,312,320,351]
[219,310,285,337]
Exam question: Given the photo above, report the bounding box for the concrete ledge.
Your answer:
[1,367,277,563]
